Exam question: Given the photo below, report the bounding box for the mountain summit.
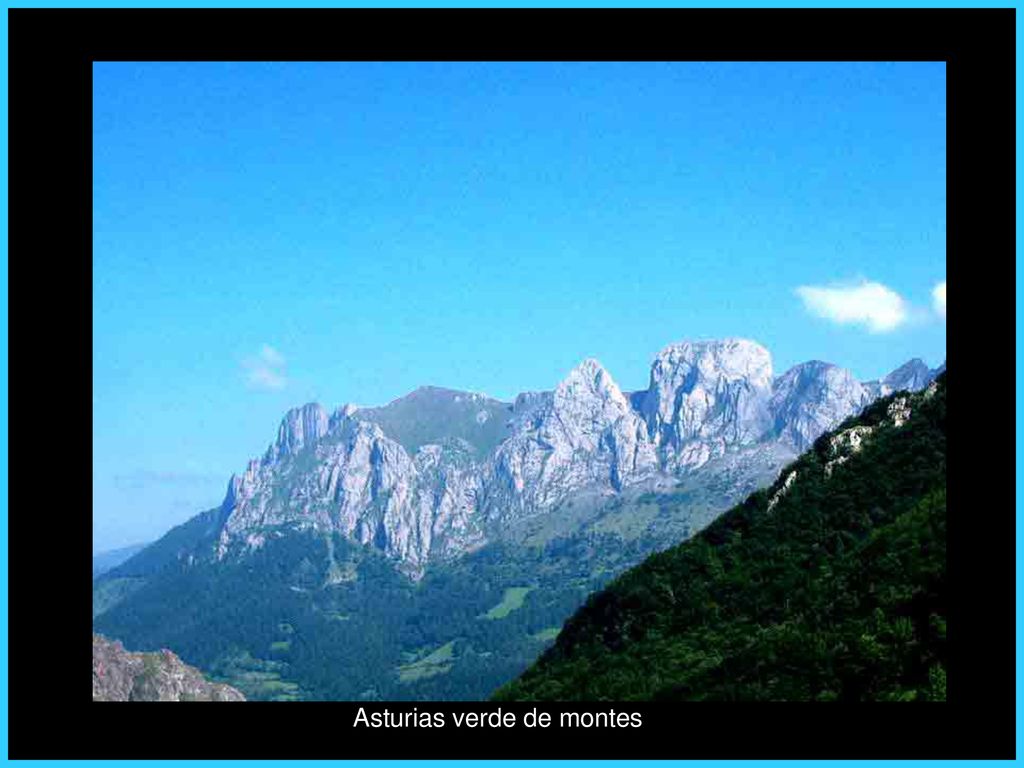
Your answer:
[771,361,869,450]
[641,339,774,467]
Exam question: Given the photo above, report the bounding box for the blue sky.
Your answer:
[93,62,946,552]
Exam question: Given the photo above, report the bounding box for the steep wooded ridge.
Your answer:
[495,375,946,701]
[94,339,942,701]
[92,634,245,701]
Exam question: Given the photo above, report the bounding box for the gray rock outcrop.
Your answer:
[92,634,245,701]
[640,339,774,468]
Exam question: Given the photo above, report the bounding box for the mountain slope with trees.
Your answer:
[495,375,946,701]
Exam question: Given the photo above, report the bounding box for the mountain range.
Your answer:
[93,338,943,700]
[215,339,942,577]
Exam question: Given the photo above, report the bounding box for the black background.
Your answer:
[8,7,1015,760]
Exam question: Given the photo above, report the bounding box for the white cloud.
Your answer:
[796,280,909,334]
[932,280,946,318]
[243,344,288,390]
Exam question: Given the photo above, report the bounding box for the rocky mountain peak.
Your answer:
[882,358,933,393]
[330,402,359,425]
[641,338,774,465]
[652,338,774,386]
[264,402,329,463]
[562,356,609,381]
[773,359,850,388]
[770,361,868,451]
[863,358,941,401]
[554,358,629,411]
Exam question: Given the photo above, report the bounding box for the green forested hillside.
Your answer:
[495,376,946,701]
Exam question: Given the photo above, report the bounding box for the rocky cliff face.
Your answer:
[640,339,774,468]
[218,416,485,575]
[263,402,330,463]
[202,339,942,578]
[92,634,245,701]
[486,359,657,513]
[770,361,870,451]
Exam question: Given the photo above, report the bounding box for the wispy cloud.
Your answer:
[932,280,946,318]
[796,280,909,334]
[243,344,288,390]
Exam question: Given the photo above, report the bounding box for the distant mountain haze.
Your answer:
[93,543,148,579]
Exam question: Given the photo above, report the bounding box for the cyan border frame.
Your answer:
[0,1,1011,764]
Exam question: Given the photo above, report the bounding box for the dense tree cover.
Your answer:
[495,376,946,701]
[93,521,645,700]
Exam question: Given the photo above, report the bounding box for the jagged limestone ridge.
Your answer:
[195,340,943,578]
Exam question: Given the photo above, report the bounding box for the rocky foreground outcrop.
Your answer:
[92,634,244,701]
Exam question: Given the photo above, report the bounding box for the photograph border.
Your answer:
[7,6,1014,760]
